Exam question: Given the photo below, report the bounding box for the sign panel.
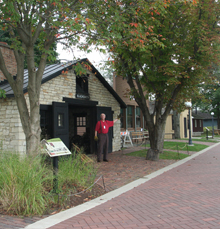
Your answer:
[41,138,71,157]
[76,93,90,100]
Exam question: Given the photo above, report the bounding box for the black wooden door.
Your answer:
[96,106,113,153]
[53,102,69,148]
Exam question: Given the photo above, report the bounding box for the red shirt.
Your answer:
[95,120,114,134]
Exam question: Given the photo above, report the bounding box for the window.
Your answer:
[77,117,86,126]
[136,107,141,127]
[195,120,197,128]
[76,74,89,99]
[76,75,88,93]
[127,105,133,128]
[172,115,174,130]
[58,114,64,127]
[199,120,202,127]
[76,116,86,136]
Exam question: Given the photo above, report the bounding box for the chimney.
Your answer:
[0,42,17,82]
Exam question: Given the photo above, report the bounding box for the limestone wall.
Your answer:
[39,70,76,104]
[0,98,26,153]
[0,68,121,153]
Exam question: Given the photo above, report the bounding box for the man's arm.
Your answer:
[113,119,118,123]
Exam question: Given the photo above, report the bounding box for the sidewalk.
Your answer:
[24,141,220,229]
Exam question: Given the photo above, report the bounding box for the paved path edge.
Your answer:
[24,142,220,229]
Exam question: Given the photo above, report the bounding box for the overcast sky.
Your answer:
[57,43,108,74]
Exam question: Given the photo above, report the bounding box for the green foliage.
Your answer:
[58,151,97,192]
[127,149,189,160]
[0,89,6,98]
[0,0,99,154]
[145,141,209,152]
[160,151,189,160]
[0,31,58,68]
[0,151,97,216]
[0,153,53,215]
[90,0,220,157]
[94,0,220,108]
[192,65,220,128]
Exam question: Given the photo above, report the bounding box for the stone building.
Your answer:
[0,43,126,154]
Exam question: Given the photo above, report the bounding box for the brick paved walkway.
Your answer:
[0,140,217,229]
[25,141,220,229]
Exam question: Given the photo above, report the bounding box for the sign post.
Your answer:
[41,138,71,193]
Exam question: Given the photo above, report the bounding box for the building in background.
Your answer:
[113,75,191,139]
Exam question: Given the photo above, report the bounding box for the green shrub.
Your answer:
[0,153,53,215]
[57,151,97,193]
[0,150,97,216]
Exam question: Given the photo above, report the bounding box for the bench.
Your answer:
[142,131,149,140]
[214,129,220,135]
[130,131,144,143]
[130,131,149,144]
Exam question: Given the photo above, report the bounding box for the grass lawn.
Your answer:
[127,150,189,160]
[144,141,209,152]
[184,138,218,143]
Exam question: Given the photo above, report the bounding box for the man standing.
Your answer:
[95,113,118,162]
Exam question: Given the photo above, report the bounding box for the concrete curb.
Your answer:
[24,142,220,229]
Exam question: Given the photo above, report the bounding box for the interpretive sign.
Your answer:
[42,138,71,157]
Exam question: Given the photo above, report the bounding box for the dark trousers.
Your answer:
[97,133,108,160]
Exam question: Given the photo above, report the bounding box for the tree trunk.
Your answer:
[173,110,180,139]
[146,119,166,161]
[14,93,41,155]
[12,45,45,155]
[25,105,41,155]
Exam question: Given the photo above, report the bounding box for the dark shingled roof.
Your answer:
[192,111,217,120]
[0,58,126,108]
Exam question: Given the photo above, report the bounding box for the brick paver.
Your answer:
[0,140,217,229]
[47,142,220,229]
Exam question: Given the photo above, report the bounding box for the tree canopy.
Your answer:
[93,0,220,159]
[0,0,98,154]
[0,0,220,158]
[193,63,220,128]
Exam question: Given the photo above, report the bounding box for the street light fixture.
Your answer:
[185,101,193,146]
[211,112,214,139]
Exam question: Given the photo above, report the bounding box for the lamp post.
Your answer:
[185,101,193,146]
[211,112,214,139]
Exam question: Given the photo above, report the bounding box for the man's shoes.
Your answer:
[103,159,109,162]
[97,159,101,162]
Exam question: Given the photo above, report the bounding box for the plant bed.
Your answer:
[42,183,106,215]
[0,182,106,216]
[0,151,103,216]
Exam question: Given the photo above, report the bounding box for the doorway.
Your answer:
[40,99,114,155]
[96,106,113,153]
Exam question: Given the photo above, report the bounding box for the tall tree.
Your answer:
[0,30,59,68]
[0,0,96,155]
[193,69,220,129]
[93,0,220,160]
